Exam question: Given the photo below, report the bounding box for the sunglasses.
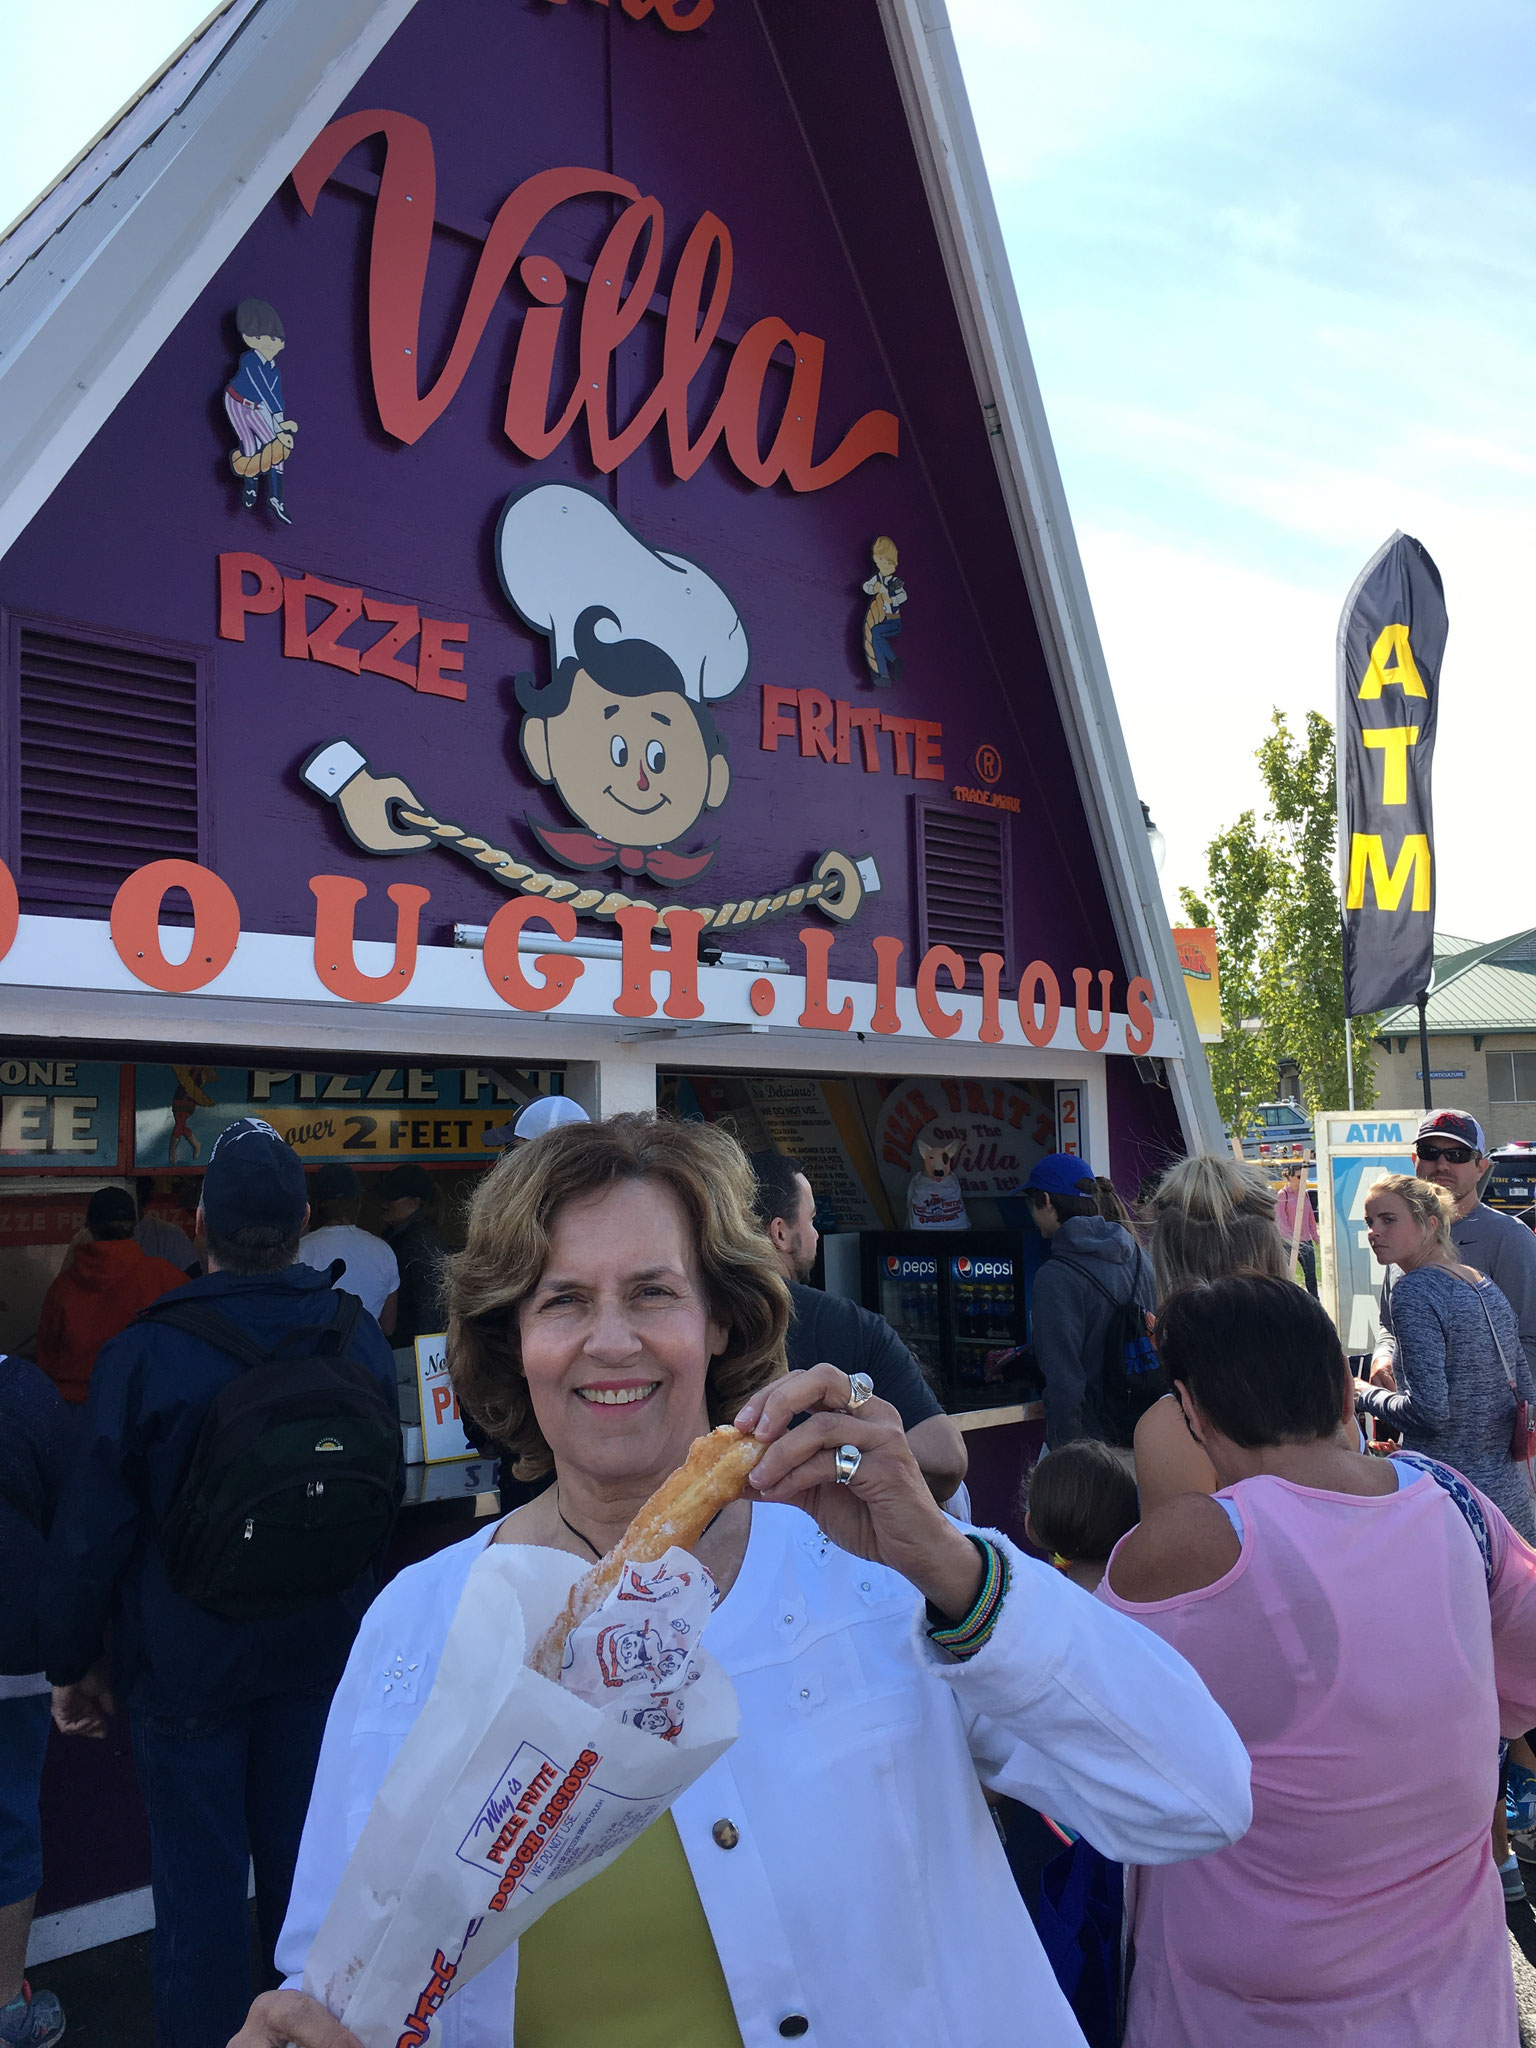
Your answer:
[1415,1143,1475,1165]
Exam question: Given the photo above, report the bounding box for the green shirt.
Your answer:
[513,1813,744,2047]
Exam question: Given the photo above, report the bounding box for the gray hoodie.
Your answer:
[1031,1216,1154,1448]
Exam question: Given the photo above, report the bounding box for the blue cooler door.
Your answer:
[876,1250,941,1382]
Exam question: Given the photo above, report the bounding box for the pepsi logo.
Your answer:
[956,1257,972,1276]
[885,1256,899,1275]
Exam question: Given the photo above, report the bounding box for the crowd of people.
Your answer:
[2,1099,1534,2048]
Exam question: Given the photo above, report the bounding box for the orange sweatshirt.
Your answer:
[37,1239,190,1404]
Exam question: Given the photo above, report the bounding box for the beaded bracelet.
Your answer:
[927,1536,1009,1659]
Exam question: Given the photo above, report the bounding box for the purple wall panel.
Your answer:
[1,0,1128,988]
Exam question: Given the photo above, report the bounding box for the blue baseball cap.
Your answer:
[1022,1153,1097,1199]
[202,1118,308,1235]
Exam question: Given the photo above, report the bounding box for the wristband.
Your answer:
[927,1536,1009,1659]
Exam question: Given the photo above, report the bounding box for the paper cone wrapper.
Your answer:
[304,1541,739,2045]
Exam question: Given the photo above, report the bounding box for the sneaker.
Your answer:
[0,1983,65,2047]
[1501,1852,1527,1903]
[1512,1822,1536,1866]
[1508,1763,1536,1832]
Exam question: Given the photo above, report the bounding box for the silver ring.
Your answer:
[845,1371,874,1413]
[833,1442,862,1487]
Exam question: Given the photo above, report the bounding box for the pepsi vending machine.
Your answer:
[825,1231,1041,1412]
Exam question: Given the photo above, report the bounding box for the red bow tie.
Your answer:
[528,819,717,884]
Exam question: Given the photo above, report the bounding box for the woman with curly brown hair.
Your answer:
[241,1115,1250,2048]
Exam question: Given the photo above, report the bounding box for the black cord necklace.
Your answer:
[554,1487,731,1560]
[554,1490,604,1560]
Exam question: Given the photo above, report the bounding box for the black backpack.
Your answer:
[1053,1248,1166,1447]
[141,1290,405,1621]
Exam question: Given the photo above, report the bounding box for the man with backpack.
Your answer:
[1022,1155,1159,1450]
[41,1120,401,2048]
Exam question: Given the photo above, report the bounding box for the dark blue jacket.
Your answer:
[0,1355,77,1674]
[40,1264,396,1716]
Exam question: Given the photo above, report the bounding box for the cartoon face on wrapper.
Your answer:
[517,612,729,853]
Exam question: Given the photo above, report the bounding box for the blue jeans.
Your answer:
[130,1691,331,2048]
[0,1695,51,1908]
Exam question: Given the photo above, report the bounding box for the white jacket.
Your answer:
[278,1507,1250,2047]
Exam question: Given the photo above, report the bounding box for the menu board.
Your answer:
[742,1077,890,1230]
[135,1066,563,1167]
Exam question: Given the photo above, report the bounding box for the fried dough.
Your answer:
[530,1425,766,1681]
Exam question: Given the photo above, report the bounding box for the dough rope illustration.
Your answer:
[301,741,878,933]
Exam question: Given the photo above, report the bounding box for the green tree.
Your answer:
[1181,708,1377,1129]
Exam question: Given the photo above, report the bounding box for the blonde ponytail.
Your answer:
[1147,1154,1288,1303]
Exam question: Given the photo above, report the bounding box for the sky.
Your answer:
[948,0,1536,945]
[0,2,1531,941]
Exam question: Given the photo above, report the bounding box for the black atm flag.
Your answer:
[1336,531,1447,1018]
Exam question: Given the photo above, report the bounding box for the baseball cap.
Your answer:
[86,1185,137,1232]
[311,1162,359,1202]
[202,1118,307,1236]
[377,1163,436,1201]
[1022,1153,1098,1199]
[513,1095,591,1141]
[1415,1110,1487,1156]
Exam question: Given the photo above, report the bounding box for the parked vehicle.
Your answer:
[1238,1102,1313,1166]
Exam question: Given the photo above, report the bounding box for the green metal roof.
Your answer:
[1378,930,1536,1035]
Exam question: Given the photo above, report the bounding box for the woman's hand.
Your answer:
[734,1366,983,1620]
[1370,1354,1397,1392]
[226,1990,363,2048]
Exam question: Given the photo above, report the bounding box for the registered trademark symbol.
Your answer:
[974,743,1002,786]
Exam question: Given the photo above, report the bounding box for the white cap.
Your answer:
[496,484,749,704]
[513,1095,591,1141]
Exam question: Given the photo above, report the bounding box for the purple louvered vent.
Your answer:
[18,627,200,907]
[916,801,1013,989]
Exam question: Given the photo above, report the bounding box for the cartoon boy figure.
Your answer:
[224,298,297,524]
[861,534,906,684]
[497,485,749,883]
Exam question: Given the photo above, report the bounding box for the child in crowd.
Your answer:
[1023,1438,1141,1591]
[1008,1440,1142,2048]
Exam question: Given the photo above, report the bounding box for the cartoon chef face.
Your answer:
[517,608,729,853]
[497,485,750,882]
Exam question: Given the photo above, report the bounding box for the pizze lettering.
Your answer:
[487,1748,601,1912]
[217,552,468,701]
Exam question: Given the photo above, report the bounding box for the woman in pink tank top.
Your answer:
[1101,1274,1536,2046]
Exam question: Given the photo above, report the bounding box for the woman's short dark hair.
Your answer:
[1022,1440,1139,1562]
[1157,1274,1351,1447]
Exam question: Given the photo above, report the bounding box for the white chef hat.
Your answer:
[496,484,749,705]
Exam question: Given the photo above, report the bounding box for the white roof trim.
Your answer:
[0,0,421,565]
[876,0,1224,1154]
[0,1,254,281]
